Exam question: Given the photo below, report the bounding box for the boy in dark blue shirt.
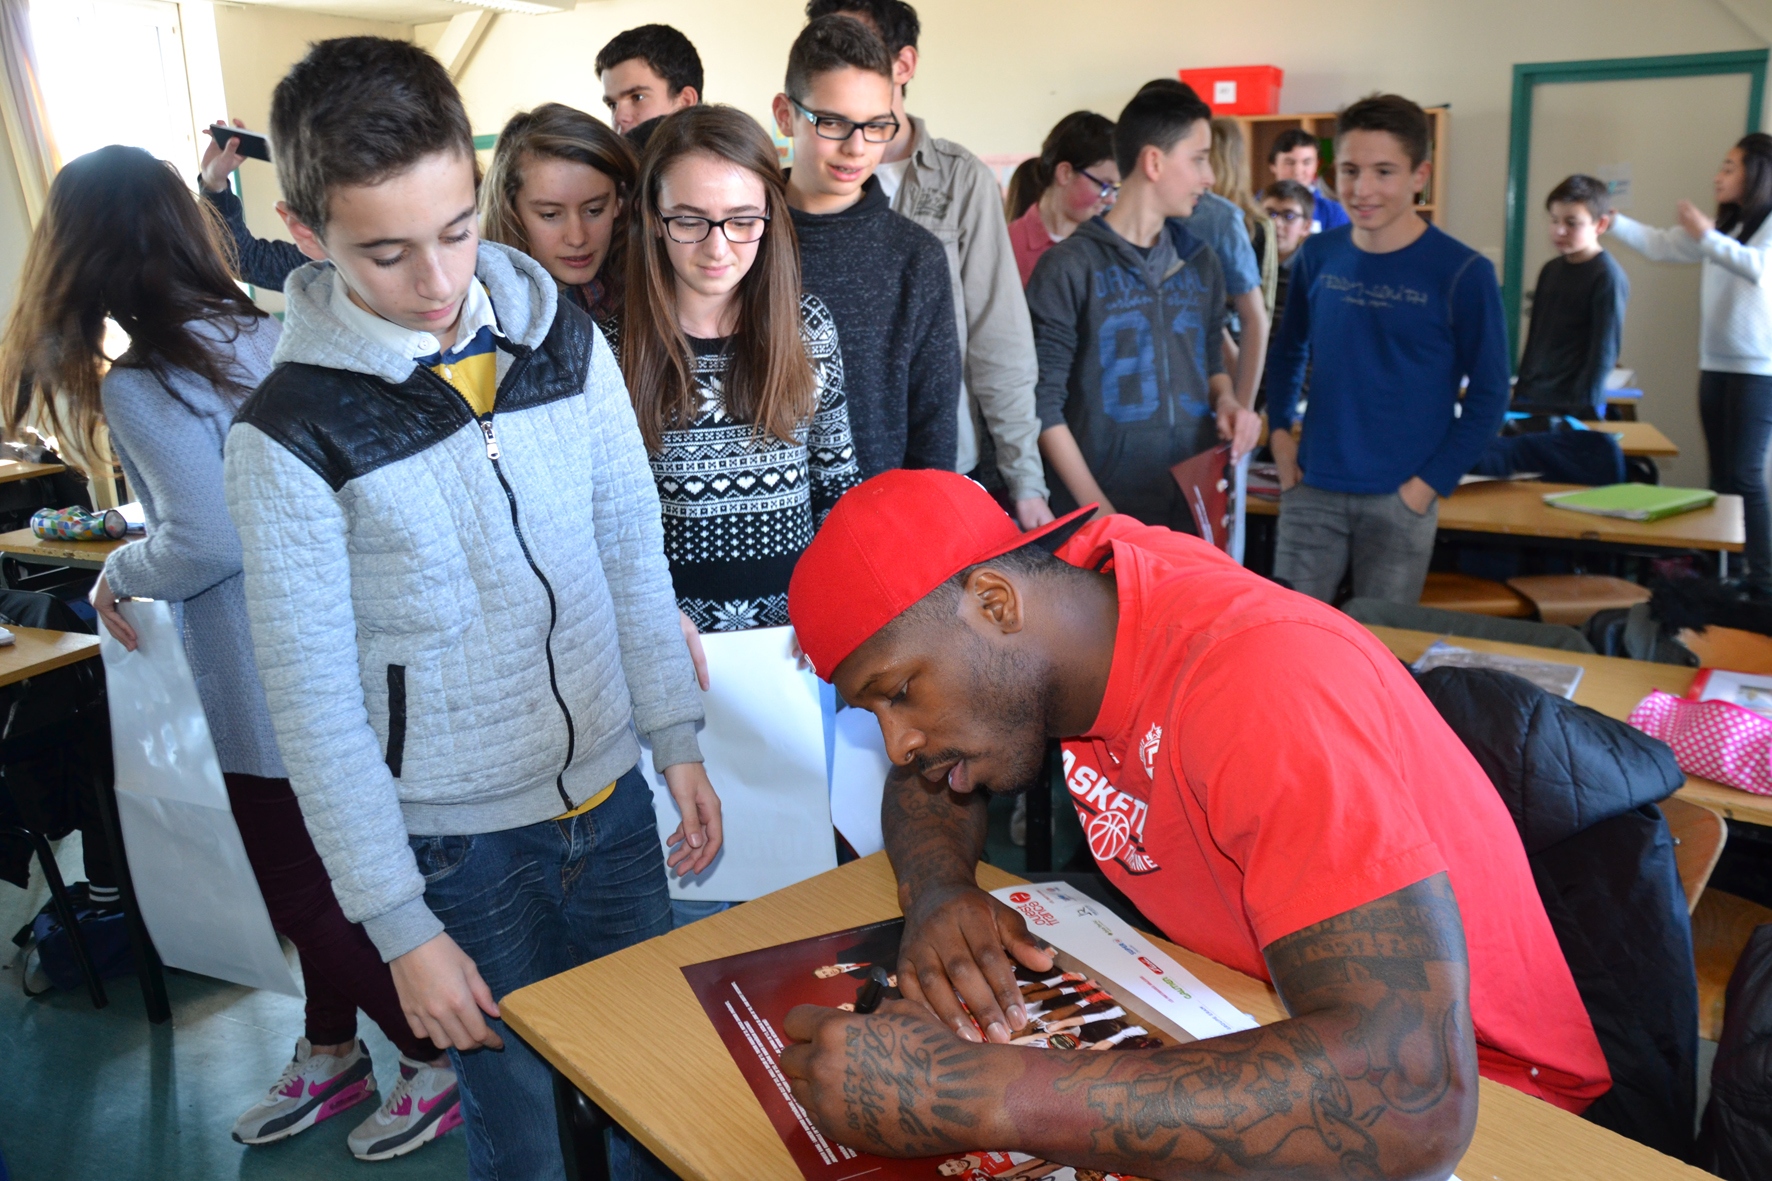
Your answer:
[1513,174,1630,417]
[1266,94,1508,604]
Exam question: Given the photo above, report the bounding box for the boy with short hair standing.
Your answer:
[1258,179,1315,404]
[1266,94,1509,605]
[806,0,1052,527]
[225,36,720,1181]
[1269,128,1349,232]
[774,15,960,478]
[1027,83,1259,528]
[596,23,702,135]
[1514,174,1630,417]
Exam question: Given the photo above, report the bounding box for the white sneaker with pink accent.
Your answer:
[347,1055,462,1161]
[231,1038,377,1145]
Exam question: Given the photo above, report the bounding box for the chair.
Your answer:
[1419,572,1533,617]
[1660,796,1727,915]
[1678,624,1772,675]
[1507,574,1651,626]
[1340,598,1596,653]
[1693,889,1772,1042]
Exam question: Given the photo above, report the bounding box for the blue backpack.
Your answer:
[20,900,134,996]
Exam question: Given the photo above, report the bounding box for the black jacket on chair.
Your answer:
[1416,666,1695,1159]
[1696,923,1772,1179]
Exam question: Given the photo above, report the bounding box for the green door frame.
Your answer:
[1503,49,1768,357]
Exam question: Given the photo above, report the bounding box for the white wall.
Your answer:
[0,124,35,332]
[212,4,413,311]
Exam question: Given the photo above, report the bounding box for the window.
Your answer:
[30,0,205,176]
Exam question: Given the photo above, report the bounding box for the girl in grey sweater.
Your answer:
[0,145,460,1162]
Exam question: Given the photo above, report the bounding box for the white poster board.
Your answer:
[102,600,299,995]
[644,626,835,902]
[829,706,891,858]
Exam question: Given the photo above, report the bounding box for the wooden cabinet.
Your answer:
[1230,106,1450,223]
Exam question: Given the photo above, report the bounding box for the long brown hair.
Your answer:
[622,105,813,453]
[1209,117,1263,231]
[1005,111,1115,222]
[0,145,266,469]
[481,102,637,307]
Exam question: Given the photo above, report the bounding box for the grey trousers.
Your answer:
[1273,482,1438,604]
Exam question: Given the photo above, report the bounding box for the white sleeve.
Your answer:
[1697,226,1772,283]
[1607,214,1704,264]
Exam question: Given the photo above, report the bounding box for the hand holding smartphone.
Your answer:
[206,123,270,162]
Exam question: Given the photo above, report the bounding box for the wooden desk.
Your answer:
[0,459,66,485]
[502,854,1709,1181]
[1370,625,1772,828]
[0,528,129,571]
[1249,481,1744,555]
[0,625,100,687]
[1602,422,1679,458]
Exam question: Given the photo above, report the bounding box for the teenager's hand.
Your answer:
[389,932,503,1052]
[1677,199,1715,241]
[1269,425,1302,490]
[199,117,250,194]
[662,761,722,876]
[677,609,709,691]
[896,878,1052,1044]
[90,575,137,651]
[1398,475,1438,515]
[1014,496,1056,530]
[1216,399,1262,461]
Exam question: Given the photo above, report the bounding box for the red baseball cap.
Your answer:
[788,470,1093,682]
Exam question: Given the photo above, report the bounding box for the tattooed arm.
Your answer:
[884,765,1055,1044]
[782,874,1478,1180]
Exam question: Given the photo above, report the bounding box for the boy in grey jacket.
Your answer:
[1028,84,1259,529]
[222,38,718,1181]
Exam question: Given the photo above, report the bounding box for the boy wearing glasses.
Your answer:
[806,0,1053,530]
[774,15,960,479]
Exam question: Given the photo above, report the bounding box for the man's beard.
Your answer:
[964,636,1054,796]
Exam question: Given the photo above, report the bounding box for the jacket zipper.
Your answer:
[423,359,577,811]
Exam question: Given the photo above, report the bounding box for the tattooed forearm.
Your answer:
[1001,875,1478,1180]
[882,764,990,901]
[828,1009,1001,1156]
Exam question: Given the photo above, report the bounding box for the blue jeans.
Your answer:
[411,767,673,1181]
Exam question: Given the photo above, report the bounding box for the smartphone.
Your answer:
[207,124,270,162]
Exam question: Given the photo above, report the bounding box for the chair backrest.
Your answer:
[1679,625,1772,675]
[1341,598,1596,653]
[1660,796,1728,914]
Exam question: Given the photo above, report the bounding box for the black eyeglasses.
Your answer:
[1266,209,1306,224]
[1077,167,1120,200]
[789,99,900,144]
[661,214,771,245]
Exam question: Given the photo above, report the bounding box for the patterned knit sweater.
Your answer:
[615,294,861,632]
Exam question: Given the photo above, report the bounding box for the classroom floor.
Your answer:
[0,832,468,1181]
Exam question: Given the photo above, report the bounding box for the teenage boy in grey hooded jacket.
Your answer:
[1029,84,1259,529]
[221,38,718,1181]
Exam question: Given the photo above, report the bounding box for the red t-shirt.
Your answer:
[1008,203,1058,288]
[1053,517,1610,1113]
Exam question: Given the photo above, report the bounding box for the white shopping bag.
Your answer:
[101,600,299,995]
[643,626,835,902]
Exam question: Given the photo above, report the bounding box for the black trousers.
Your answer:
[1699,370,1772,586]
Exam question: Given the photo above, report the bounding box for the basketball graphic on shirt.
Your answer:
[1087,809,1133,862]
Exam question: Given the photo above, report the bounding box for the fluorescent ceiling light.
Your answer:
[449,0,573,12]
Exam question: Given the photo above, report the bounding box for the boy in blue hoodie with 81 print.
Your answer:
[222,38,719,1181]
[1029,84,1259,528]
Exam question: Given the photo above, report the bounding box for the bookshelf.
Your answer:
[1231,106,1450,223]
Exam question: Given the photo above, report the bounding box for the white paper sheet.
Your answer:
[102,600,299,995]
[992,881,1258,1040]
[828,707,891,858]
[644,626,836,902]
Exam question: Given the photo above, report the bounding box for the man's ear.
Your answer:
[893,44,917,88]
[276,201,330,262]
[674,85,700,111]
[1413,158,1432,197]
[771,93,795,141]
[1597,211,1615,235]
[1139,143,1165,184]
[962,568,1026,635]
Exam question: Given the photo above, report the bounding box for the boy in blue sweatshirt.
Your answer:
[1028,84,1258,528]
[1266,93,1508,604]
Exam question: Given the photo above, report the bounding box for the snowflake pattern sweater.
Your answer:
[617,294,862,632]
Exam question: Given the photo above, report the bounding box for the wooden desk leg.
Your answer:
[89,766,170,1023]
[553,1065,614,1181]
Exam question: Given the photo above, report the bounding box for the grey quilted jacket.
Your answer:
[223,243,702,960]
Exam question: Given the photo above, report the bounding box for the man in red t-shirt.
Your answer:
[778,470,1609,1180]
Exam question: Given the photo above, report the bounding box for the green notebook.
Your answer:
[1542,483,1718,522]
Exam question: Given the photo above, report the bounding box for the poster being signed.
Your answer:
[682,906,1213,1181]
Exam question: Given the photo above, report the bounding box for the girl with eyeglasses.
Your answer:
[1005,111,1118,287]
[479,102,636,327]
[620,105,862,648]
